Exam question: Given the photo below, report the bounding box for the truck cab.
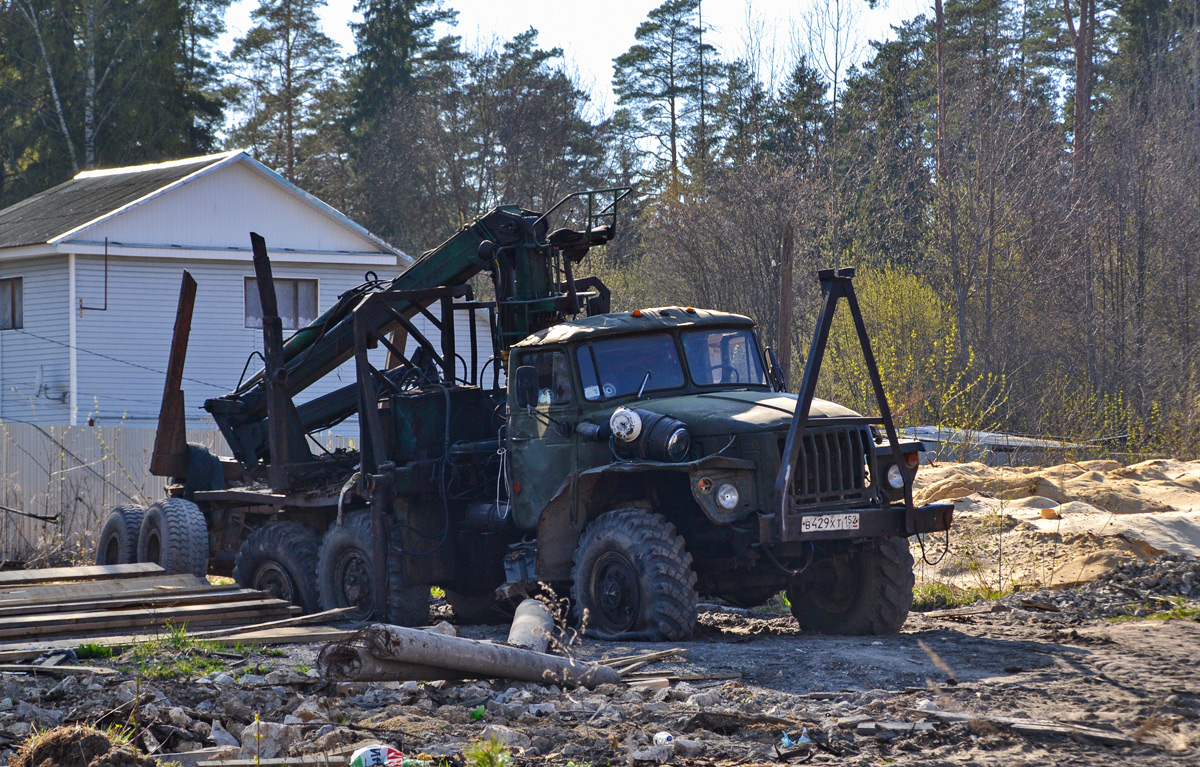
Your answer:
[504,306,951,639]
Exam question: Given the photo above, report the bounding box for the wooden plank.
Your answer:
[210,626,350,647]
[191,606,358,638]
[0,663,116,677]
[0,574,210,604]
[0,600,299,640]
[0,625,346,661]
[0,588,270,619]
[0,563,165,586]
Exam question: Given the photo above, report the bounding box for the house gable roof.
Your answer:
[0,153,235,250]
[0,151,410,265]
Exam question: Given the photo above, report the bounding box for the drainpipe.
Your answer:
[68,252,77,425]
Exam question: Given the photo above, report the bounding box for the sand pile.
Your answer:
[909,458,1200,589]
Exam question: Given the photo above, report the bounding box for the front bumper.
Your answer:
[757,502,953,544]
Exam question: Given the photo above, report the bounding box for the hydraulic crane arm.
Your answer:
[198,189,629,470]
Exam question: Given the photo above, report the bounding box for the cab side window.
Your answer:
[519,350,573,406]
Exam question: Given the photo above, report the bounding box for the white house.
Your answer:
[0,151,482,431]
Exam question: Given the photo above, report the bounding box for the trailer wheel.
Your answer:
[316,510,429,626]
[445,590,514,625]
[786,537,914,635]
[95,505,146,565]
[137,498,209,577]
[571,509,697,641]
[233,521,321,613]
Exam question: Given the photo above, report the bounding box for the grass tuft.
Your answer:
[464,735,513,767]
[1110,596,1200,623]
[912,581,1009,611]
[119,623,233,679]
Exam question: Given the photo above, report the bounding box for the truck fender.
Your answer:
[534,455,755,580]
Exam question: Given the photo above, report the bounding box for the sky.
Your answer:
[222,0,932,112]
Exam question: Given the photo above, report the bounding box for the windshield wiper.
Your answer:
[636,370,652,399]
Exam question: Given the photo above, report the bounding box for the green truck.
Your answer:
[96,188,952,640]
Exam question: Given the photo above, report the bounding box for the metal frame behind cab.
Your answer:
[772,268,918,537]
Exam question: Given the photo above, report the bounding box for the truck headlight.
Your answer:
[665,427,690,461]
[886,464,905,489]
[609,407,642,442]
[716,482,740,510]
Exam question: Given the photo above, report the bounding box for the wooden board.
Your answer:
[0,574,211,605]
[191,606,358,638]
[0,663,117,677]
[0,599,299,640]
[0,563,165,586]
[0,625,350,662]
[0,588,270,619]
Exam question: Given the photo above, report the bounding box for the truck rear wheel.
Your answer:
[95,505,145,565]
[316,510,429,626]
[137,499,209,577]
[233,521,321,613]
[786,537,914,635]
[571,509,697,641]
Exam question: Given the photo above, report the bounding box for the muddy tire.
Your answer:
[95,505,145,565]
[786,537,914,635]
[316,510,429,626]
[233,521,321,613]
[137,498,209,577]
[571,509,697,641]
[445,590,515,625]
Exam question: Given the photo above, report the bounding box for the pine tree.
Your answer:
[612,0,718,198]
[229,0,342,181]
[348,0,456,137]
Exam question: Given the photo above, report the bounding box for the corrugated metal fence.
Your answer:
[0,423,352,564]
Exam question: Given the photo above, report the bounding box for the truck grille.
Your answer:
[780,426,872,507]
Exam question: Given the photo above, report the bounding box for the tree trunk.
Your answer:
[84,0,97,170]
[16,0,79,173]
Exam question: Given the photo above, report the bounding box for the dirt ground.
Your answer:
[1,458,1198,766]
[2,567,1197,767]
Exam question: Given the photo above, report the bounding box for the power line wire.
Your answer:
[12,329,230,391]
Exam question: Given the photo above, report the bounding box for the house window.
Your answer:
[244,277,318,330]
[0,277,21,331]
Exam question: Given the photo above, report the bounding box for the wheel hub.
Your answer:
[335,549,374,616]
[103,536,120,564]
[805,556,859,614]
[145,530,162,565]
[253,561,295,603]
[589,551,640,634]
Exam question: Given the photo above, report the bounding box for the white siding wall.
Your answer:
[74,255,495,433]
[0,256,71,424]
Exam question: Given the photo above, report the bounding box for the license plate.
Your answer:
[801,513,860,533]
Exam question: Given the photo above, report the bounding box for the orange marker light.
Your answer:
[513,483,522,494]
[632,309,642,317]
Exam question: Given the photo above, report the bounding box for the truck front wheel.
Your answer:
[786,537,914,635]
[233,521,321,613]
[571,509,697,641]
[316,510,429,626]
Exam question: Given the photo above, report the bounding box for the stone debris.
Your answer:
[0,560,1194,766]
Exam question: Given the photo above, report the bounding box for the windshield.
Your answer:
[682,328,767,387]
[577,333,686,401]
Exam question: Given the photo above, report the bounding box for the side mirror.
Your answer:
[766,347,787,392]
[514,365,539,408]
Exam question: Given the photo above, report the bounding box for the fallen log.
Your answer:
[318,623,620,689]
[506,599,553,653]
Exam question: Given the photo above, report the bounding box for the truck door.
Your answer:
[507,348,577,529]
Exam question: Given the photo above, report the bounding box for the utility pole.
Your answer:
[778,223,795,387]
